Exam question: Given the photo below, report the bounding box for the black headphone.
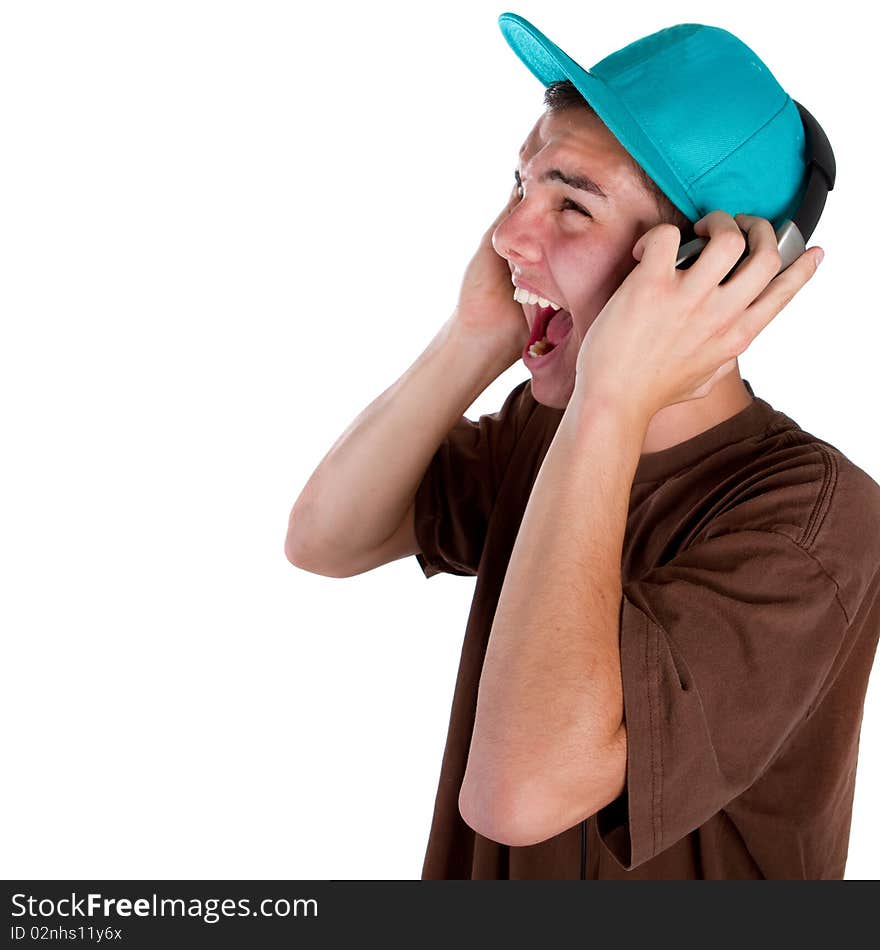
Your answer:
[674,100,837,278]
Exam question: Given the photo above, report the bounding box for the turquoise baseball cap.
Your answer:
[498,12,808,230]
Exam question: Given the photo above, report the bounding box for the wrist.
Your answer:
[568,381,652,440]
[443,314,521,377]
[438,316,515,394]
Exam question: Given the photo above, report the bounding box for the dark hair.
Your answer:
[543,80,694,236]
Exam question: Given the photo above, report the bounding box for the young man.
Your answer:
[285,15,880,878]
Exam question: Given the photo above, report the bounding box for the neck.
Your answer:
[640,366,754,456]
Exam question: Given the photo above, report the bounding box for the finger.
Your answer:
[718,244,823,355]
[631,223,683,275]
[687,210,747,285]
[717,214,784,299]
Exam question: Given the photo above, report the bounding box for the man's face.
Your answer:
[493,106,665,409]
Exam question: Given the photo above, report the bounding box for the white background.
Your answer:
[2,0,877,880]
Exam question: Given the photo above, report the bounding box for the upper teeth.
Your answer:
[513,287,562,310]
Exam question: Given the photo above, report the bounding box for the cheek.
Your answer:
[590,239,643,300]
[570,311,599,347]
[554,245,623,311]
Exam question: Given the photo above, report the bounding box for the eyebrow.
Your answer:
[515,166,609,200]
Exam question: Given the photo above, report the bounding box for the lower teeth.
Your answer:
[528,336,553,358]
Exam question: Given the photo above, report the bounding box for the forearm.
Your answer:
[286,313,515,566]
[462,391,648,824]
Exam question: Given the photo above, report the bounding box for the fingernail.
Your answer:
[815,249,825,266]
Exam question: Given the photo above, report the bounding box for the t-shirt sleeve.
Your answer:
[414,378,534,579]
[595,527,851,871]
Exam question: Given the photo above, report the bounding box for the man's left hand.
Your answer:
[573,210,824,421]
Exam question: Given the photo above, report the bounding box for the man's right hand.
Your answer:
[451,184,531,370]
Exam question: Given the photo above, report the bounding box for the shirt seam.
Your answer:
[649,611,663,855]
[795,440,838,552]
[694,526,851,625]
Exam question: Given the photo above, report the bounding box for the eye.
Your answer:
[560,198,592,218]
[513,173,592,219]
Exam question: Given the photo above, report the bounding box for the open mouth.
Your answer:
[527,302,573,357]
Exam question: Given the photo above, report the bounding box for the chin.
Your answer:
[528,375,574,411]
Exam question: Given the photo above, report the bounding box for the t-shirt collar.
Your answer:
[632,379,777,484]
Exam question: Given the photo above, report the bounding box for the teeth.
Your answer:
[513,287,562,310]
[528,337,551,357]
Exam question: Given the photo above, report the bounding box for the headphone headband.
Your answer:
[791,100,836,245]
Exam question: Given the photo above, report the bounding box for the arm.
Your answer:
[284,313,515,577]
[286,184,531,577]
[458,392,645,846]
[459,211,822,847]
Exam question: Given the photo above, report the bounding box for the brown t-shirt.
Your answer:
[413,377,880,879]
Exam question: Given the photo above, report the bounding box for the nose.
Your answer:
[492,195,542,267]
